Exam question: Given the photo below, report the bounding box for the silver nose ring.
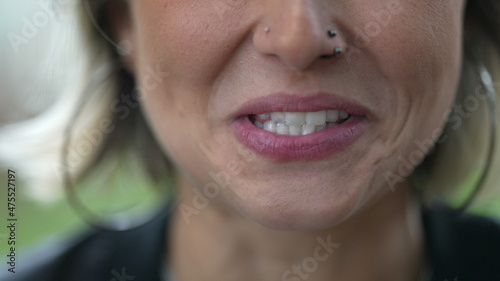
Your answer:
[322,30,343,59]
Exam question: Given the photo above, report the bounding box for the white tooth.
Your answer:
[285,112,306,126]
[263,120,277,133]
[315,124,327,132]
[288,125,302,136]
[305,111,326,125]
[302,125,316,135]
[255,121,264,129]
[271,112,285,122]
[276,123,289,135]
[258,113,270,120]
[326,110,339,122]
[339,111,349,119]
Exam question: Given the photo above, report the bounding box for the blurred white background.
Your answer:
[0,0,80,125]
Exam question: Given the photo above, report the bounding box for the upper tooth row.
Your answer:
[259,110,348,126]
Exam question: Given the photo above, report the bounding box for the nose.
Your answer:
[253,0,341,71]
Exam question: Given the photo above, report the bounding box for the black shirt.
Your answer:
[3,205,500,281]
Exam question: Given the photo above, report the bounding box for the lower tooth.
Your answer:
[263,120,277,133]
[315,124,327,132]
[289,125,302,136]
[276,123,289,135]
[302,124,316,135]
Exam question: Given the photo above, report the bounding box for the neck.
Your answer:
[169,178,425,281]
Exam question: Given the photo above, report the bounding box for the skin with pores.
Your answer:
[113,0,466,280]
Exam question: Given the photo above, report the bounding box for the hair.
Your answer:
[413,1,500,209]
[1,1,499,210]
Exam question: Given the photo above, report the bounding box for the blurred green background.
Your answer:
[0,158,175,265]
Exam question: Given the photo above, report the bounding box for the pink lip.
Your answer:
[231,93,370,161]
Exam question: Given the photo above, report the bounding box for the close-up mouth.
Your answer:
[231,92,371,161]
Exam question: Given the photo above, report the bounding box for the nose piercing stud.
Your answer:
[332,47,343,56]
[264,27,270,33]
[321,47,343,59]
[327,30,337,38]
[322,29,342,59]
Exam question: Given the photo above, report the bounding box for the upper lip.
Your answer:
[231,92,371,119]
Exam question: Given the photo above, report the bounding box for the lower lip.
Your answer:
[232,116,368,161]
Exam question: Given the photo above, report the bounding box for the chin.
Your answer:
[240,199,357,231]
[226,178,368,231]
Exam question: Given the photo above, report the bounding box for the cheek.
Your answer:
[127,0,230,171]
[129,0,248,155]
[352,2,464,190]
[360,2,463,93]
[130,0,247,88]
[356,2,463,147]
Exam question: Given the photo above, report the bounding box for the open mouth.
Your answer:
[231,92,370,161]
[248,110,351,136]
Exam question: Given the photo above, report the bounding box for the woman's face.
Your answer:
[118,0,466,230]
